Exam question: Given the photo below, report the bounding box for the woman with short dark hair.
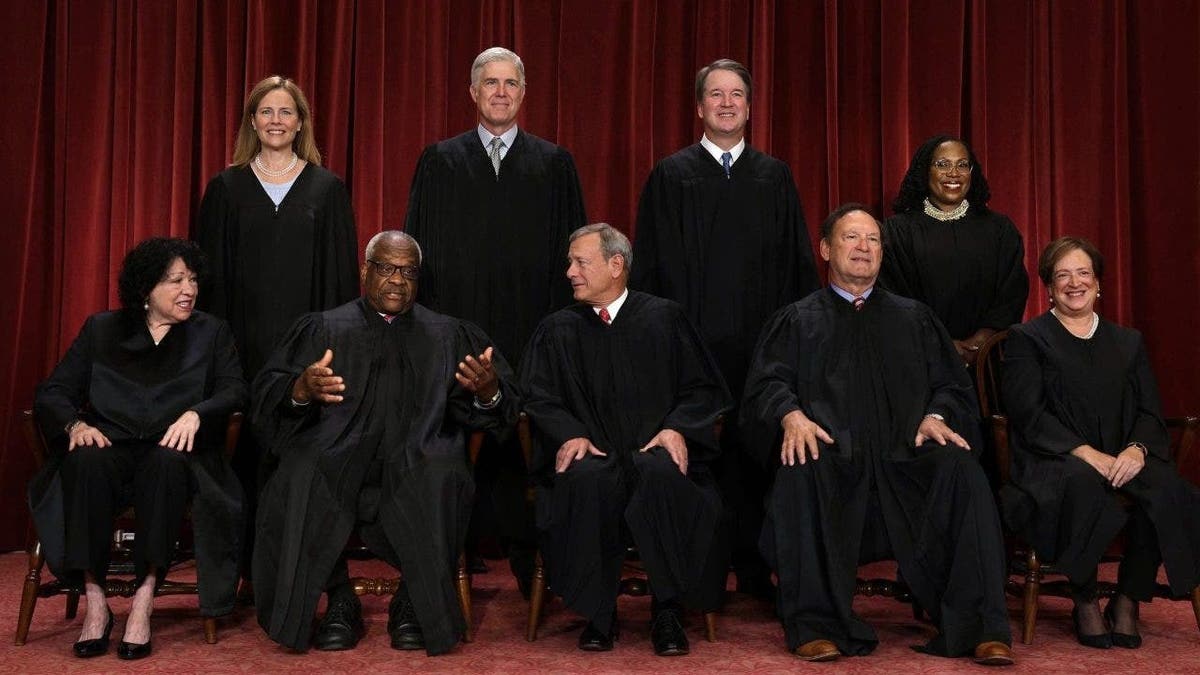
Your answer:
[30,237,246,660]
[1002,236,1200,649]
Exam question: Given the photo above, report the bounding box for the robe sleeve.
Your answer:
[777,164,820,302]
[980,215,1029,330]
[661,308,732,462]
[33,316,96,444]
[189,318,248,422]
[443,321,520,433]
[1126,334,1170,461]
[631,162,676,296]
[249,313,327,454]
[518,320,593,473]
[878,215,919,299]
[739,307,806,468]
[195,174,236,319]
[548,149,586,311]
[1001,325,1088,456]
[918,309,982,443]
[318,177,361,310]
[404,145,444,308]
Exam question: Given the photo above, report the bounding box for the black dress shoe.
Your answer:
[116,638,153,660]
[578,621,617,651]
[313,594,364,651]
[650,607,689,656]
[72,607,114,658]
[1104,600,1142,649]
[387,586,425,651]
[1072,606,1111,649]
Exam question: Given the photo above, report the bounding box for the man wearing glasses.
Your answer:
[250,231,518,655]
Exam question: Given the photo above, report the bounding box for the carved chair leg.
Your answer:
[1191,585,1200,633]
[526,552,547,642]
[703,611,716,642]
[1021,551,1042,645]
[203,616,218,644]
[14,541,45,646]
[456,554,473,643]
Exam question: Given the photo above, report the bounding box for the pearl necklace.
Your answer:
[254,152,298,178]
[923,198,970,221]
[1051,308,1099,339]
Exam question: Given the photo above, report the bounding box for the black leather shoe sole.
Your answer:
[116,639,152,660]
[313,628,360,651]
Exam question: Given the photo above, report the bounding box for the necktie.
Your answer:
[721,151,732,179]
[599,307,612,324]
[382,313,396,323]
[853,296,865,311]
[489,136,504,176]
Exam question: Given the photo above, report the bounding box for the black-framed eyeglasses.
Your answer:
[367,259,420,280]
[931,159,973,173]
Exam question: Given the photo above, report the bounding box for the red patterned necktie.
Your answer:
[383,314,396,323]
[853,296,864,311]
[599,307,612,324]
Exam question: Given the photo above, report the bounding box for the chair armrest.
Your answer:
[989,413,1012,485]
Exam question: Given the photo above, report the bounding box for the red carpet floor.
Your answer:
[1,552,1197,674]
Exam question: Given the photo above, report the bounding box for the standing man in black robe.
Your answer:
[405,47,587,586]
[251,231,518,655]
[632,58,819,598]
[741,204,1015,666]
[521,223,731,656]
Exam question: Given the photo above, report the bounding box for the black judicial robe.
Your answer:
[29,310,246,616]
[251,299,518,654]
[196,163,359,379]
[632,143,819,396]
[520,291,731,632]
[1001,312,1200,592]
[879,208,1028,341]
[405,129,586,366]
[741,288,1010,656]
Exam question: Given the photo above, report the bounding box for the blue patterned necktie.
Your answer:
[721,151,732,179]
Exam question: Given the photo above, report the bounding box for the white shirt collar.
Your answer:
[830,283,873,304]
[477,124,519,152]
[700,135,746,166]
[593,287,629,321]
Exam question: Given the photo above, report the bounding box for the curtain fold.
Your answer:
[1,0,1197,549]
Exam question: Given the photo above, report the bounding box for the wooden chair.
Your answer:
[520,413,719,643]
[344,430,484,643]
[15,409,243,646]
[974,329,1200,644]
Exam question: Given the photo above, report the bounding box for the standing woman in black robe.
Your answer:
[30,238,246,660]
[1002,237,1200,649]
[880,135,1029,367]
[195,76,359,576]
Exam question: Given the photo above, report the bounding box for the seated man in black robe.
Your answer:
[521,223,731,656]
[251,231,518,655]
[741,204,1015,666]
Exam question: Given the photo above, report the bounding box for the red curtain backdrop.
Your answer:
[1,0,1197,549]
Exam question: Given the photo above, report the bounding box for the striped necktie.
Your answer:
[853,296,865,311]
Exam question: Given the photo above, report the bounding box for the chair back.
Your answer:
[973,330,1012,484]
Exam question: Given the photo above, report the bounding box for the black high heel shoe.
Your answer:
[1104,600,1143,649]
[1072,605,1112,649]
[72,606,114,658]
[117,638,153,660]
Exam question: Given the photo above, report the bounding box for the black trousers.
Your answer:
[59,440,191,586]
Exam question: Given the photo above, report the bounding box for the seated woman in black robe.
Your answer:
[880,135,1029,367]
[30,238,246,660]
[1002,236,1200,649]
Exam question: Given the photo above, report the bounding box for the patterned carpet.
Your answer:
[1,552,1197,674]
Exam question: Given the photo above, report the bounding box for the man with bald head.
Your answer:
[741,205,1013,666]
[251,231,518,655]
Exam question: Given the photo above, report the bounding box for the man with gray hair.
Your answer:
[521,223,731,656]
[632,58,819,601]
[406,46,587,590]
[251,231,518,655]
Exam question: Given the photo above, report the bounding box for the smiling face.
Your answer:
[146,258,198,326]
[820,210,882,291]
[360,238,419,315]
[1049,247,1099,317]
[696,68,749,143]
[926,140,973,211]
[251,88,302,153]
[470,60,525,136]
[566,232,624,307]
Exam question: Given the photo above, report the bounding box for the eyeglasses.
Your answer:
[931,159,973,173]
[366,259,420,280]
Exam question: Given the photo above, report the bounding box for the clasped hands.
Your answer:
[291,347,500,406]
[778,409,970,466]
[1071,443,1145,488]
[555,428,688,475]
[67,410,201,453]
